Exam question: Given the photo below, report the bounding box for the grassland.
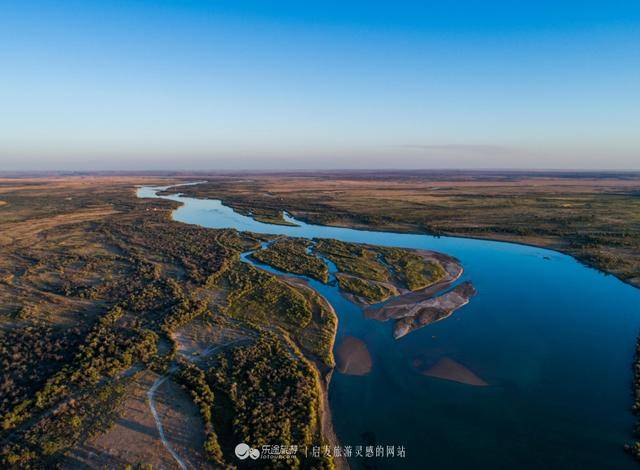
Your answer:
[0,176,337,468]
[175,171,640,288]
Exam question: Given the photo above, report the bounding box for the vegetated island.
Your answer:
[249,236,477,339]
[312,239,477,339]
[251,237,330,282]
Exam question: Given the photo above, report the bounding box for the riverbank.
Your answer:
[236,247,345,466]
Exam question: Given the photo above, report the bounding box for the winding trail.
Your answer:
[147,371,187,470]
[146,340,244,470]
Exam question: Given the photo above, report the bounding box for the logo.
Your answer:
[235,443,260,460]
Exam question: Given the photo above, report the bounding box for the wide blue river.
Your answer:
[139,185,640,469]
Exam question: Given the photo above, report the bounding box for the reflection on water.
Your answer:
[139,185,640,469]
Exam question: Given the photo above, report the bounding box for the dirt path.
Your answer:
[147,372,188,470]
[63,370,206,469]
[147,341,244,469]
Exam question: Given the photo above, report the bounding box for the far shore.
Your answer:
[145,179,640,290]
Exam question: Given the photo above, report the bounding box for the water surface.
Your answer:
[138,185,640,469]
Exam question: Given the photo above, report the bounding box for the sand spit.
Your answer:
[385,281,477,339]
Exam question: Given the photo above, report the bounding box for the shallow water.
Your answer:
[139,185,640,469]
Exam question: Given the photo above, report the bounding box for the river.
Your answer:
[138,184,640,469]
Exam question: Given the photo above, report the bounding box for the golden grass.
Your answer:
[0,207,118,246]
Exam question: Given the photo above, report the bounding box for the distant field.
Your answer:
[176,171,640,288]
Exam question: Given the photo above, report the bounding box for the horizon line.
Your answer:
[1,168,640,176]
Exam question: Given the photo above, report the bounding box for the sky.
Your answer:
[1,1,639,171]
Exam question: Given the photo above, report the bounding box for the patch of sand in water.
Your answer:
[420,357,488,386]
[336,336,372,376]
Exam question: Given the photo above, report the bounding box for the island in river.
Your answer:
[250,236,478,340]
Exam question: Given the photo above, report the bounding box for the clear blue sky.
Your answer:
[1,1,639,170]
